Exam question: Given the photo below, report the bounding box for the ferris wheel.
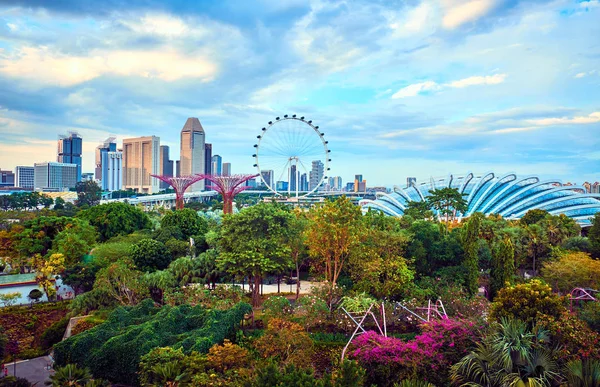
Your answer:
[252,115,331,197]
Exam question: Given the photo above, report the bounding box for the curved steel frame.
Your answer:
[253,116,330,198]
[150,175,205,210]
[197,173,260,214]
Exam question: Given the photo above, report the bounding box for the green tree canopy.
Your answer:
[426,187,468,223]
[160,208,208,240]
[520,208,549,226]
[541,251,600,294]
[589,213,600,259]
[75,180,102,207]
[130,239,172,272]
[217,202,294,306]
[78,202,152,242]
[403,200,433,220]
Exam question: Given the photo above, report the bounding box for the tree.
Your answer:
[0,292,21,307]
[32,253,65,300]
[520,209,549,226]
[28,289,43,303]
[305,196,365,308]
[426,187,468,224]
[563,236,592,253]
[403,201,433,220]
[589,213,600,259]
[130,239,172,272]
[541,251,600,294]
[54,197,65,210]
[160,209,208,240]
[48,364,92,386]
[93,261,148,306]
[75,180,102,207]
[51,224,97,267]
[524,223,549,276]
[217,202,294,306]
[462,213,482,296]
[77,202,152,242]
[489,237,515,300]
[287,208,308,300]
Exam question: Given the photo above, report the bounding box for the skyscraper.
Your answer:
[354,174,366,193]
[222,162,231,176]
[58,132,82,182]
[15,166,34,189]
[34,162,77,191]
[180,117,205,191]
[104,151,122,192]
[309,160,324,191]
[261,169,274,188]
[159,146,174,190]
[122,136,160,194]
[300,173,308,191]
[211,155,222,175]
[204,143,212,186]
[289,165,297,192]
[95,137,117,180]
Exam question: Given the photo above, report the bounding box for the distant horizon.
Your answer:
[0,0,598,186]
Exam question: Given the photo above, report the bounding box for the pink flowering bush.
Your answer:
[351,318,482,386]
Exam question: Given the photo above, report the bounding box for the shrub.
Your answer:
[339,293,377,313]
[541,252,600,294]
[0,376,31,387]
[296,295,330,330]
[40,317,69,349]
[489,279,566,325]
[254,318,314,369]
[71,318,102,336]
[27,289,43,303]
[206,339,249,372]
[261,295,293,320]
[580,301,600,333]
[537,311,600,362]
[351,319,481,386]
[138,347,189,387]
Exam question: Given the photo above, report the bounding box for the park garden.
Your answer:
[1,187,600,386]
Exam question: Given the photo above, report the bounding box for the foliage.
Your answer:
[523,223,549,276]
[40,316,69,349]
[489,237,515,300]
[579,301,600,333]
[71,318,102,336]
[305,196,365,308]
[54,299,252,384]
[254,318,314,369]
[406,221,464,277]
[297,295,330,330]
[130,238,172,272]
[89,241,133,266]
[339,293,377,313]
[563,236,592,253]
[0,292,21,307]
[51,224,97,267]
[206,339,249,372]
[164,285,245,310]
[218,202,294,306]
[462,213,482,296]
[542,251,600,294]
[261,295,293,320]
[61,261,102,295]
[520,209,550,225]
[566,359,600,387]
[403,201,433,220]
[49,363,92,386]
[0,327,6,360]
[75,180,102,207]
[160,208,208,240]
[351,318,480,386]
[590,213,600,259]
[536,311,600,362]
[489,279,566,325]
[93,260,148,306]
[0,377,32,387]
[69,289,118,316]
[395,380,435,387]
[450,318,560,387]
[78,202,152,242]
[138,347,188,387]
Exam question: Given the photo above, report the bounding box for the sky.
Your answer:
[0,0,599,187]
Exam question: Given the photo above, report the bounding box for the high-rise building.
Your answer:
[247,178,257,188]
[309,160,324,190]
[58,132,82,182]
[407,177,417,187]
[15,166,34,189]
[175,160,180,177]
[328,176,342,191]
[345,182,354,192]
[222,162,231,176]
[289,165,297,192]
[82,173,94,181]
[204,144,212,174]
[0,169,15,188]
[211,155,222,175]
[104,151,122,192]
[159,146,174,190]
[180,117,205,191]
[261,169,274,188]
[354,174,366,193]
[276,181,289,191]
[34,162,78,191]
[95,137,117,180]
[300,173,308,191]
[591,182,600,194]
[122,136,160,194]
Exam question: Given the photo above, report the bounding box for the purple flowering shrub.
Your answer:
[351,318,482,386]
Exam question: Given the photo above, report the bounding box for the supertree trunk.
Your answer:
[150,175,205,210]
[196,173,260,215]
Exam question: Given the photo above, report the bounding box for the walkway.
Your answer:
[4,356,53,386]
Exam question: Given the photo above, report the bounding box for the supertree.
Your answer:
[198,174,260,214]
[150,175,205,210]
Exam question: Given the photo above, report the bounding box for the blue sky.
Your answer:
[0,0,598,186]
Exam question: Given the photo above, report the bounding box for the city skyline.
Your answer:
[0,1,599,186]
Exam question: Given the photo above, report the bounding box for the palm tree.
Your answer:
[395,380,437,387]
[48,364,92,386]
[524,224,548,276]
[150,362,190,387]
[451,319,560,387]
[566,359,600,387]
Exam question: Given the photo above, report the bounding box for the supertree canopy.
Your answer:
[198,174,260,214]
[150,175,205,210]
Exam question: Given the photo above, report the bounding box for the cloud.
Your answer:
[580,0,600,9]
[0,46,218,86]
[441,0,497,29]
[528,112,600,126]
[392,73,507,99]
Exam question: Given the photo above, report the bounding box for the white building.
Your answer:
[34,162,78,191]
